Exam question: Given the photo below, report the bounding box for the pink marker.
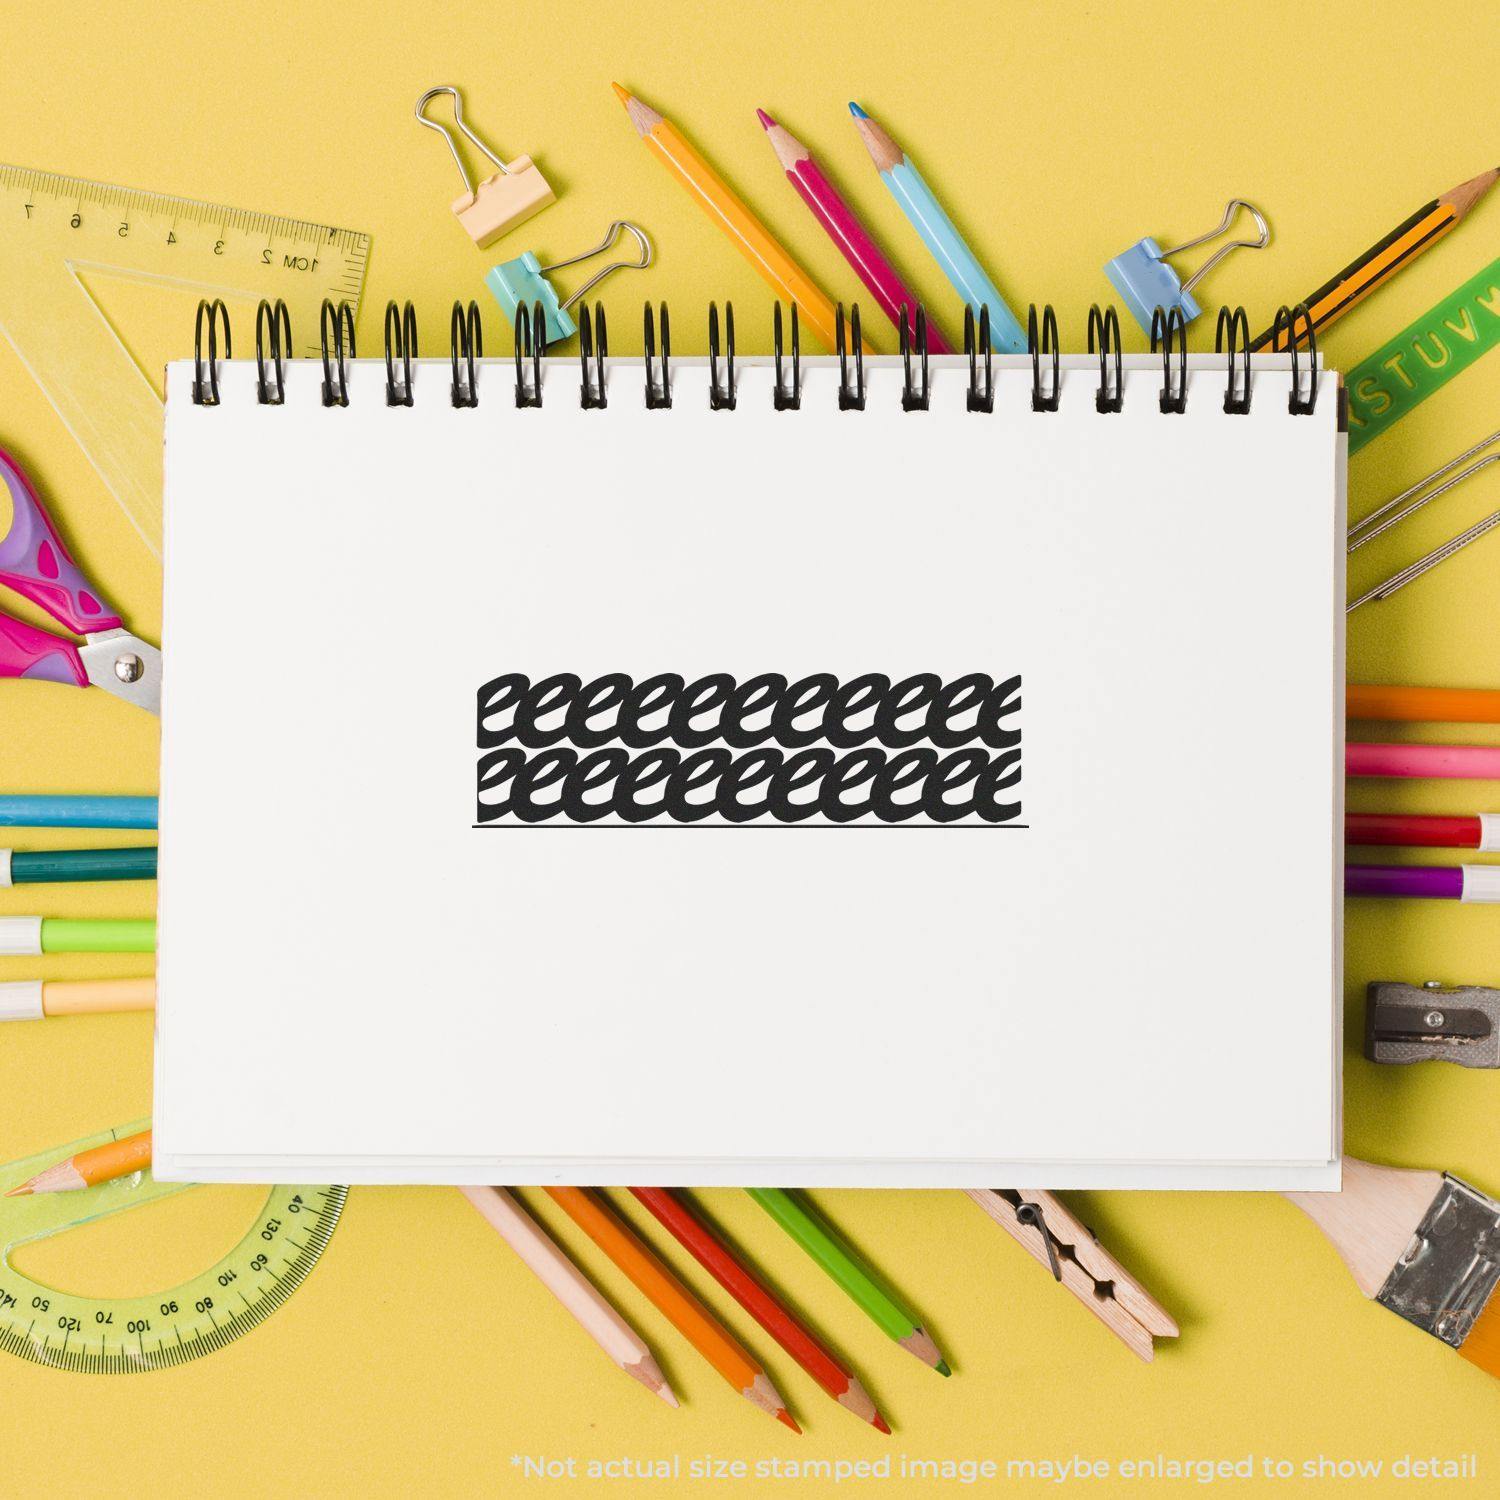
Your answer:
[757,109,953,353]
[1347,742,1500,779]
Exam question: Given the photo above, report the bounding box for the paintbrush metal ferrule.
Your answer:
[1377,1176,1500,1350]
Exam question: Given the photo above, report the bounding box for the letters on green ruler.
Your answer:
[1345,258,1500,456]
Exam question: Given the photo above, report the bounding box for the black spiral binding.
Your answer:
[450,300,481,408]
[900,305,930,411]
[384,301,417,407]
[1028,304,1060,412]
[643,302,671,409]
[194,298,1318,418]
[255,300,290,406]
[1273,303,1319,414]
[964,306,993,413]
[514,302,544,407]
[1215,306,1251,414]
[192,298,231,405]
[320,300,355,408]
[1087,304,1123,414]
[708,302,737,410]
[579,303,607,409]
[773,304,800,411]
[836,303,865,411]
[1150,306,1188,414]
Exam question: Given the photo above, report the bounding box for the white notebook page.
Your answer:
[155,352,1344,1188]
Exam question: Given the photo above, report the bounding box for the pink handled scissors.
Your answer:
[0,447,161,715]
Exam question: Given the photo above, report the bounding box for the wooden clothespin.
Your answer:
[966,1188,1179,1362]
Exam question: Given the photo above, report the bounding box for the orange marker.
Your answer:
[546,1186,798,1430]
[1348,684,1500,724]
[612,83,868,354]
[7,1128,152,1196]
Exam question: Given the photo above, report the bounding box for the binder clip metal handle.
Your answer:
[415,85,556,248]
[486,222,652,344]
[1105,199,1269,334]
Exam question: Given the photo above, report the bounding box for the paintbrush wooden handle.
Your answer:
[1284,1158,1444,1297]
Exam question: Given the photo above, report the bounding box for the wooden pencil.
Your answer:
[545,1186,799,1430]
[612,83,867,354]
[633,1187,890,1432]
[460,1186,677,1406]
[1286,1158,1500,1382]
[747,1188,947,1374]
[1250,167,1499,351]
[756,109,952,353]
[7,1128,152,1195]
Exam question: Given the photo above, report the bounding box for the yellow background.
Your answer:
[2,0,1499,1493]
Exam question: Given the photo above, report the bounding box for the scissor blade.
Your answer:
[79,630,162,716]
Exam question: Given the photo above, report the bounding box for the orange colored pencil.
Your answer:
[545,1186,799,1430]
[612,83,869,355]
[7,1128,152,1195]
[1251,167,1499,351]
[1347,683,1500,724]
[632,1187,890,1431]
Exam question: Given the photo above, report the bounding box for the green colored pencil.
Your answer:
[4,846,157,884]
[747,1187,949,1374]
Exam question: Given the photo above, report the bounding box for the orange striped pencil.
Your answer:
[7,1128,152,1195]
[631,1187,890,1432]
[545,1186,799,1430]
[1251,166,1499,350]
[612,83,869,354]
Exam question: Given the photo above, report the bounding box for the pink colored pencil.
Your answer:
[1348,742,1500,779]
[757,109,953,353]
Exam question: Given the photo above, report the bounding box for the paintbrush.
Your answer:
[1286,1158,1500,1379]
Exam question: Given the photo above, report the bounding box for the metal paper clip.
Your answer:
[415,85,555,248]
[485,222,652,343]
[1347,431,1500,611]
[1105,200,1270,333]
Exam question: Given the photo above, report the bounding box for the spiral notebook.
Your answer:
[154,309,1346,1188]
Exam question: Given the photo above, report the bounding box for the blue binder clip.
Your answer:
[1105,200,1269,333]
[485,220,652,343]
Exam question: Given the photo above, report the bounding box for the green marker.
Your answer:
[3,846,157,885]
[0,917,156,955]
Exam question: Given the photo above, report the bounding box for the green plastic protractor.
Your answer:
[0,1119,345,1372]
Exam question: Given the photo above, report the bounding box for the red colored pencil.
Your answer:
[630,1187,890,1432]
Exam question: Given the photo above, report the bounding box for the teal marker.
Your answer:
[849,102,1026,353]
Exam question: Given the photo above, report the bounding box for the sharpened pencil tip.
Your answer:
[611,82,630,105]
[873,1414,892,1435]
[848,101,868,119]
[755,108,776,130]
[776,1409,802,1434]
[936,1359,952,1377]
[4,1185,30,1197]
[656,1385,680,1409]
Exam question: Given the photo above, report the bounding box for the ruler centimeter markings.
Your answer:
[0,164,370,558]
[0,1121,345,1372]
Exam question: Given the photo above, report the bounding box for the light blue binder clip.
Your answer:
[1105,200,1269,333]
[485,220,652,343]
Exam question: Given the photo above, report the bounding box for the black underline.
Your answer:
[471,823,1030,830]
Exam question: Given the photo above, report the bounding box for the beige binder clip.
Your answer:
[415,85,556,248]
[966,1189,1180,1361]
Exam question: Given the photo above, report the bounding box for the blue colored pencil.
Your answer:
[848,102,1026,353]
[0,796,159,830]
